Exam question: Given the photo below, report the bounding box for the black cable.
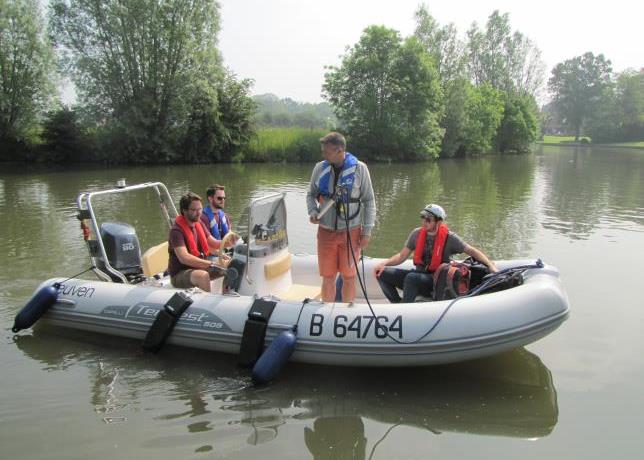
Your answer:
[58,266,96,285]
[293,297,310,334]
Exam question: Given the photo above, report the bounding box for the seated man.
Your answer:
[201,184,232,239]
[374,203,498,303]
[168,192,230,292]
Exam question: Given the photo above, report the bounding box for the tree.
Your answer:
[440,80,504,157]
[50,0,254,163]
[414,5,466,86]
[496,92,538,152]
[548,52,612,140]
[182,72,256,163]
[0,0,55,146]
[323,26,443,160]
[466,10,545,98]
[614,69,644,141]
[41,106,86,162]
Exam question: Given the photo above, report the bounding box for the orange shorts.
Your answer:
[317,226,362,278]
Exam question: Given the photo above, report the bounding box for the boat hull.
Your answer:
[35,256,569,366]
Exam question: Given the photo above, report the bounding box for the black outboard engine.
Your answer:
[97,222,143,282]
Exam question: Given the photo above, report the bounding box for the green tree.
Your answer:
[414,5,466,86]
[466,10,545,97]
[495,92,538,152]
[50,0,253,163]
[323,26,443,160]
[548,52,612,140]
[41,106,86,162]
[440,80,504,157]
[615,69,644,141]
[462,83,505,154]
[0,0,55,147]
[182,73,256,163]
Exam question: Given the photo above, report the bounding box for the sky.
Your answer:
[218,0,643,103]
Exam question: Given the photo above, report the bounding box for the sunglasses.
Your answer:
[215,196,226,201]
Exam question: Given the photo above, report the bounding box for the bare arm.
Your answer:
[207,234,222,253]
[374,246,412,277]
[463,244,498,273]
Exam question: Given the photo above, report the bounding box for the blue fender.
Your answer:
[12,283,60,333]
[252,329,297,384]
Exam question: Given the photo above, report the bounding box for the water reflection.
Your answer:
[537,146,644,239]
[15,330,558,456]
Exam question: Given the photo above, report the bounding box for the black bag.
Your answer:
[433,262,471,301]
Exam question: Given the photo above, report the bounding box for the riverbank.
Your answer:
[537,135,644,150]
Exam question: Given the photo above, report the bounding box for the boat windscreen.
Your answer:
[240,194,288,250]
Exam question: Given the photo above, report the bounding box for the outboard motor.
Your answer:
[97,222,143,282]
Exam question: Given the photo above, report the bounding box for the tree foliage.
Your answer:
[0,0,55,146]
[414,5,465,86]
[49,0,254,162]
[323,25,443,160]
[587,69,644,143]
[496,92,538,152]
[466,10,545,97]
[41,106,86,162]
[548,52,613,140]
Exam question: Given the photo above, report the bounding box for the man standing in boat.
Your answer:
[168,192,230,292]
[307,132,376,302]
[201,184,232,239]
[374,204,498,303]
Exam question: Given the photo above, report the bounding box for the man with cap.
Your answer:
[374,203,498,303]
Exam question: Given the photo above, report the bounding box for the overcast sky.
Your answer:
[218,0,643,103]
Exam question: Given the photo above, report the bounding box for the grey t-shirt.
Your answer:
[405,227,466,272]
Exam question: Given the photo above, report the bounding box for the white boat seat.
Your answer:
[264,252,321,301]
[142,241,169,277]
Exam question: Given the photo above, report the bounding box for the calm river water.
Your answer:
[1,145,643,459]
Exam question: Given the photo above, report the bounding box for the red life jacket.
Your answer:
[175,215,210,258]
[413,223,449,273]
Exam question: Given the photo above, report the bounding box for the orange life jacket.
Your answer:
[413,223,449,273]
[175,215,210,258]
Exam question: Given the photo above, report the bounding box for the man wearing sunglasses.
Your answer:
[168,192,230,291]
[202,184,232,240]
[374,203,498,303]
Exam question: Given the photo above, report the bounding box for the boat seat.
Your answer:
[277,283,321,301]
[264,252,321,301]
[142,241,169,277]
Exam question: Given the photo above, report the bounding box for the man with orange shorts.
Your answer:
[307,132,376,302]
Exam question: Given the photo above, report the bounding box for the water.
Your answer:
[1,145,643,458]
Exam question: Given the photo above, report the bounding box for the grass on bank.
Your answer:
[238,127,327,162]
[539,135,644,148]
[540,135,591,144]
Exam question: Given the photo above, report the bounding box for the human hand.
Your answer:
[374,262,385,278]
[218,253,231,266]
[309,215,320,224]
[225,234,238,248]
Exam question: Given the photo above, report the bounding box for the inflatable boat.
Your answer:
[14,182,569,370]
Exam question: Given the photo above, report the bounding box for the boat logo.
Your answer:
[122,242,135,251]
[59,282,96,299]
[118,303,232,332]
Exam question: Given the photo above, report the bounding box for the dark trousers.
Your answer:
[377,267,433,303]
